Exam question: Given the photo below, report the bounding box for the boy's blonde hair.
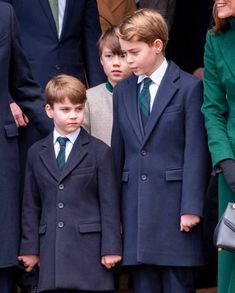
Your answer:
[98,25,123,56]
[45,74,87,107]
[117,8,169,53]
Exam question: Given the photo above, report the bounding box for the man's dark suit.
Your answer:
[111,61,209,292]
[0,2,51,291]
[2,0,105,88]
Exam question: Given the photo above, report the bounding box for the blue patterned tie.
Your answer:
[138,77,152,127]
[57,137,68,169]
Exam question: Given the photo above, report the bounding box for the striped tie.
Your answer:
[138,77,152,127]
[56,136,68,169]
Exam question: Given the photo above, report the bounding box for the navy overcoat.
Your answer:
[20,129,122,292]
[0,2,51,268]
[111,61,209,266]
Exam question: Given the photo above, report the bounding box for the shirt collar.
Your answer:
[105,80,113,93]
[53,128,80,144]
[137,58,168,85]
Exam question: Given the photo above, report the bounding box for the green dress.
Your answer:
[202,27,235,293]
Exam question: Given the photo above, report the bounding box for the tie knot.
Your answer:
[143,77,152,88]
[57,136,68,147]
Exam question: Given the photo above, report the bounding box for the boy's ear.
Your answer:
[152,39,163,54]
[45,104,53,119]
[100,57,104,66]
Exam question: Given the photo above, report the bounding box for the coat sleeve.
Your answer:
[111,87,125,186]
[181,78,210,217]
[201,31,234,167]
[20,148,41,255]
[83,0,106,87]
[97,145,122,256]
[8,4,52,136]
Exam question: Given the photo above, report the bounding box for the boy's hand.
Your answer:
[101,255,122,269]
[18,255,39,272]
[180,214,200,232]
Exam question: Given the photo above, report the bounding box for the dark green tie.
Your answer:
[48,0,59,33]
[57,137,68,169]
[138,77,152,127]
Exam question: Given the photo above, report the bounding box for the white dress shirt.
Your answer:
[53,128,80,162]
[58,0,66,37]
[137,58,168,111]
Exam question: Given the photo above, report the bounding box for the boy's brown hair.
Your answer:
[98,25,123,56]
[117,8,169,53]
[45,74,87,107]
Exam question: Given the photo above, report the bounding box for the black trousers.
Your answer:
[0,268,17,293]
[132,265,195,293]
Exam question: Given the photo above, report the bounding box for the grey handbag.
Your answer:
[213,202,235,251]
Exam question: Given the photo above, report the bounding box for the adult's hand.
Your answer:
[10,102,29,127]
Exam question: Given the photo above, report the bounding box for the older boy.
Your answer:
[111,9,209,293]
[18,74,122,292]
[83,25,131,146]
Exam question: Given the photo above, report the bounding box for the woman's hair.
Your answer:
[212,2,230,33]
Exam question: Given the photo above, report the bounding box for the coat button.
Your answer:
[55,64,61,70]
[141,150,147,156]
[58,202,64,209]
[58,221,64,228]
[141,174,147,181]
[58,184,64,190]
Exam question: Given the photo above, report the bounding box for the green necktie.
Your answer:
[48,0,59,33]
[57,137,68,169]
[138,77,152,127]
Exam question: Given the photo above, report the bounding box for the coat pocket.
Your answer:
[164,104,182,113]
[71,166,95,176]
[38,224,47,235]
[79,223,101,233]
[4,123,19,138]
[122,171,129,182]
[0,33,8,47]
[165,169,183,181]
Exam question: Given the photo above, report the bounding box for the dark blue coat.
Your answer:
[3,0,105,88]
[0,2,51,268]
[111,61,209,266]
[20,129,122,292]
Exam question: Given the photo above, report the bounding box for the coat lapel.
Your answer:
[39,133,61,181]
[123,75,143,143]
[220,29,235,79]
[39,0,58,37]
[60,128,89,181]
[143,61,179,145]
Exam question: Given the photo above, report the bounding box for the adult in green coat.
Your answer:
[202,1,235,292]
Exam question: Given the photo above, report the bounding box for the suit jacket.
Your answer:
[0,2,51,268]
[83,83,113,146]
[97,0,137,32]
[20,128,122,292]
[139,0,176,29]
[202,29,235,293]
[3,0,105,88]
[111,61,209,266]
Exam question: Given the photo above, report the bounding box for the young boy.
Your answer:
[83,25,131,146]
[111,9,209,293]
[18,74,122,292]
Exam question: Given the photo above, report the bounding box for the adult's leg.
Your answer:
[0,267,17,293]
